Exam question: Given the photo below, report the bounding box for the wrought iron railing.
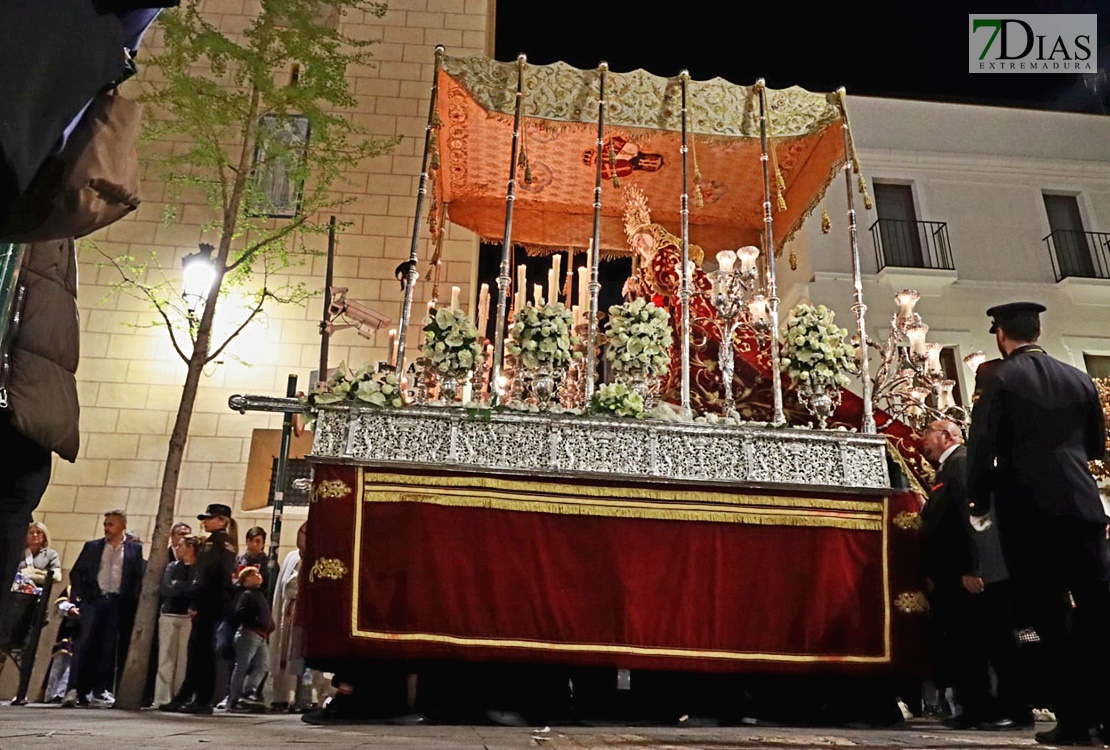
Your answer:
[870,219,954,272]
[1044,229,1110,281]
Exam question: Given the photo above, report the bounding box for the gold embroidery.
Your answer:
[309,558,348,582]
[316,479,351,500]
[894,591,928,614]
[892,511,922,531]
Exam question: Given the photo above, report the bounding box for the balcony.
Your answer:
[1045,229,1110,282]
[870,219,954,272]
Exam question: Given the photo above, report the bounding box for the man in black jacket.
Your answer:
[61,509,144,707]
[163,504,236,715]
[967,301,1109,746]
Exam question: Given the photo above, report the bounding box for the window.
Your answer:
[873,183,923,268]
[1083,353,1110,380]
[1044,194,1093,278]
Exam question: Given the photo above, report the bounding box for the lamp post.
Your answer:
[182,242,216,319]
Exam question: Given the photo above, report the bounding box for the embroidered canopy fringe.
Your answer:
[432,55,852,258]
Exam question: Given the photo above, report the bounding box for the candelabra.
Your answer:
[866,289,967,431]
[706,246,771,417]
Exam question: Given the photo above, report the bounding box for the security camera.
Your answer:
[326,286,391,339]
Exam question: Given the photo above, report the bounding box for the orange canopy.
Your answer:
[432,55,849,258]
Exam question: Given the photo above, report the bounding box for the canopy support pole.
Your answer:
[584,63,608,404]
[757,81,786,426]
[489,54,528,407]
[396,45,444,375]
[678,72,692,419]
[836,89,876,433]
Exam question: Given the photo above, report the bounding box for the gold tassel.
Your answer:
[858,174,873,210]
[692,136,704,209]
[519,148,532,184]
[789,250,798,271]
[821,203,832,234]
[776,194,787,213]
[775,166,786,192]
[608,141,620,188]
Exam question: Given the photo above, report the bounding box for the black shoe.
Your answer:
[158,701,185,712]
[981,716,1035,731]
[179,702,214,715]
[302,695,374,726]
[1035,725,1099,746]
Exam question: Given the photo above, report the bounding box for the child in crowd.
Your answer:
[226,566,274,712]
[237,527,269,589]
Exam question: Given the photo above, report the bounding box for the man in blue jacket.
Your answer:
[61,509,144,707]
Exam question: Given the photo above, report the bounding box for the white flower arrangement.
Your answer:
[779,303,855,389]
[588,382,645,419]
[301,362,405,410]
[604,298,673,377]
[422,307,484,378]
[507,301,580,371]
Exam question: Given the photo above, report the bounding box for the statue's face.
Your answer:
[632,230,654,258]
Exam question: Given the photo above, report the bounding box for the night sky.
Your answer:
[494,1,1109,114]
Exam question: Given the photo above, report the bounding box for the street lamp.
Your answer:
[182,243,216,317]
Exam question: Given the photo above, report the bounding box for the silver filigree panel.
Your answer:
[309,406,891,493]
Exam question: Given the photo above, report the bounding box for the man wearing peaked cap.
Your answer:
[985,302,1046,335]
[161,502,236,714]
[965,300,1109,746]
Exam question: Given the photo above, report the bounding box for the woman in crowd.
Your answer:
[154,535,198,708]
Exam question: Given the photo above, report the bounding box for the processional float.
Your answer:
[231,49,953,674]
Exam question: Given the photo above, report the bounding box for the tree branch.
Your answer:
[98,250,191,363]
[205,288,271,363]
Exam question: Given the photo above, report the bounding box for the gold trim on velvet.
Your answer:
[309,557,348,582]
[885,441,929,500]
[316,479,352,501]
[366,488,880,531]
[347,467,893,664]
[892,511,923,531]
[362,471,882,514]
[894,591,929,615]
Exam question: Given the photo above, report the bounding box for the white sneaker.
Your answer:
[60,689,78,708]
[90,690,114,707]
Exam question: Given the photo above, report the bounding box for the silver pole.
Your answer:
[757,81,785,426]
[395,46,444,374]
[678,72,692,418]
[837,89,876,433]
[584,63,608,403]
[489,55,528,407]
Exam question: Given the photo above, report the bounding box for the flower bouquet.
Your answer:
[604,298,672,404]
[422,307,484,402]
[780,303,854,428]
[507,302,580,407]
[299,362,404,432]
[588,382,646,419]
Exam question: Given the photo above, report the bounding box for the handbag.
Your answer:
[0,88,143,243]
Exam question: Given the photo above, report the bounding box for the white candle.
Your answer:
[425,299,435,318]
[716,250,736,275]
[572,305,580,328]
[533,283,544,307]
[547,268,557,306]
[449,286,460,312]
[462,381,473,404]
[477,283,490,336]
[552,255,563,303]
[577,266,588,315]
[515,265,527,312]
[387,328,397,363]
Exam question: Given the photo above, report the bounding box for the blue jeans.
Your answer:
[228,628,268,707]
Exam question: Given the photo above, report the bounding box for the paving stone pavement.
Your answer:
[0,706,1065,750]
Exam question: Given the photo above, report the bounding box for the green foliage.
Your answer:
[108,0,398,362]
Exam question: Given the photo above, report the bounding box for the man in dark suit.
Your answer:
[60,508,144,707]
[966,301,1109,746]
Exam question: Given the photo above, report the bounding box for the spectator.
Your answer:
[16,521,61,586]
[168,523,191,561]
[154,535,198,708]
[226,566,273,713]
[42,583,80,703]
[237,526,268,589]
[61,509,144,708]
[161,503,236,714]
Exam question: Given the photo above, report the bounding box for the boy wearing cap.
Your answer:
[966,301,1109,746]
[225,566,274,712]
[162,503,237,714]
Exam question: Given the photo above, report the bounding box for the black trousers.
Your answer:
[67,593,132,697]
[1003,513,1110,731]
[0,415,51,620]
[176,612,219,706]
